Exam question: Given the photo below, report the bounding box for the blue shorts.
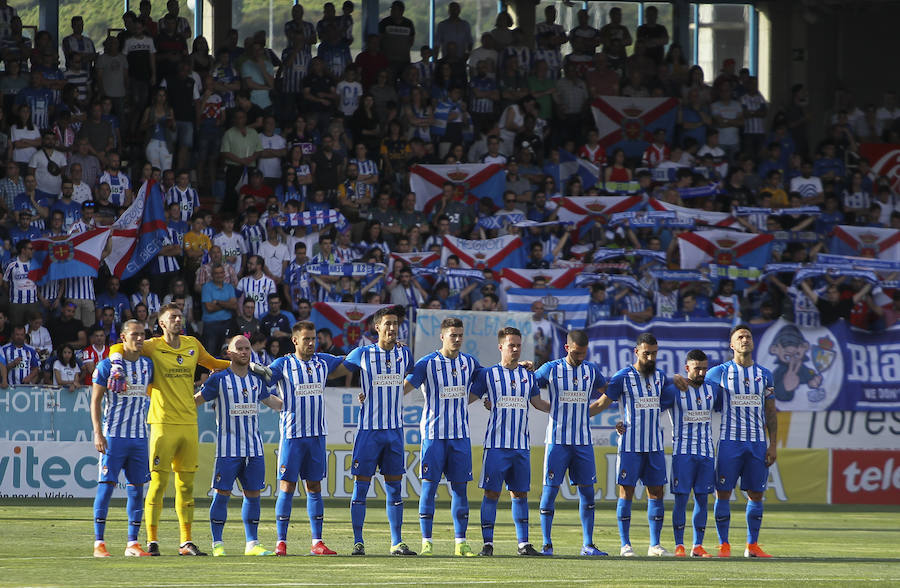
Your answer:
[99,436,150,485]
[543,444,597,487]
[213,456,266,492]
[351,428,405,477]
[716,440,768,493]
[671,454,715,495]
[616,450,667,488]
[278,436,327,483]
[479,448,531,493]
[421,437,473,483]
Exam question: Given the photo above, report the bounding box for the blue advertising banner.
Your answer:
[583,319,900,412]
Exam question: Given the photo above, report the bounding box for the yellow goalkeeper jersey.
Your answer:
[111,335,230,425]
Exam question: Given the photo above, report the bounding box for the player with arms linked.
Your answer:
[592,332,672,557]
[660,348,718,557]
[195,335,284,556]
[90,320,155,557]
[471,327,551,557]
[267,321,351,556]
[403,317,483,557]
[676,325,777,558]
[533,329,609,557]
[342,306,417,556]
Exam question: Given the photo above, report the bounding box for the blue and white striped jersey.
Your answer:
[241,222,267,255]
[706,361,774,444]
[98,170,131,202]
[93,356,154,439]
[406,351,482,440]
[3,259,37,303]
[0,343,40,385]
[344,343,414,431]
[350,158,379,180]
[534,358,605,446]
[660,381,717,457]
[154,227,182,273]
[237,275,276,318]
[131,292,160,316]
[270,353,343,439]
[471,365,539,450]
[165,185,200,222]
[63,275,94,300]
[200,368,272,458]
[605,366,667,453]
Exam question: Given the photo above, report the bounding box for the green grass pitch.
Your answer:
[1,500,898,586]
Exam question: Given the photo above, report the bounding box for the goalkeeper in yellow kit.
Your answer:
[108,302,270,556]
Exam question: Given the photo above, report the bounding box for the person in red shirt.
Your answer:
[81,325,110,385]
[239,169,275,213]
[354,34,390,89]
[578,129,605,165]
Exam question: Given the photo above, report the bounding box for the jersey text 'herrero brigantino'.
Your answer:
[344,344,413,430]
[93,356,155,439]
[661,381,718,457]
[472,365,538,450]
[270,353,343,438]
[406,351,481,440]
[200,368,271,458]
[605,366,667,452]
[534,358,604,446]
[706,360,774,443]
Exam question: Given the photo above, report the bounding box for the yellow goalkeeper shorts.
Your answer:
[149,423,199,473]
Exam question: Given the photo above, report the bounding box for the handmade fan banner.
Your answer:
[608,210,694,229]
[649,269,711,282]
[792,267,879,286]
[829,225,900,261]
[816,253,900,272]
[268,210,348,231]
[647,198,744,231]
[304,263,386,277]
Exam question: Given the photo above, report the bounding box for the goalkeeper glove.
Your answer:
[107,352,127,394]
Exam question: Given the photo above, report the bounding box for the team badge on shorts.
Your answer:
[215,473,221,483]
[280,465,286,474]
[673,478,679,487]
[719,476,726,485]
[620,470,627,480]
[102,465,108,475]
[548,471,554,480]
[422,464,429,474]
[353,460,359,469]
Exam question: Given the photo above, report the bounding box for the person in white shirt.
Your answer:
[28,131,68,197]
[789,160,824,204]
[709,83,743,162]
[257,115,287,185]
[258,226,291,284]
[336,65,363,117]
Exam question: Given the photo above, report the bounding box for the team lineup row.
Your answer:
[89,303,776,559]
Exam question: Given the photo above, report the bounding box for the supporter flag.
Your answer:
[105,180,168,278]
[591,96,679,159]
[441,234,525,270]
[678,229,774,288]
[312,302,392,350]
[830,225,900,261]
[409,163,506,214]
[390,251,440,267]
[558,149,600,189]
[552,195,646,239]
[500,267,582,290]
[859,143,900,193]
[506,287,590,329]
[648,198,744,231]
[28,228,111,285]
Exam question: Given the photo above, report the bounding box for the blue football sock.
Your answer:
[672,493,689,546]
[385,480,404,546]
[93,482,115,542]
[480,495,498,543]
[307,492,323,542]
[275,489,293,542]
[616,498,632,547]
[209,492,229,543]
[449,482,469,539]
[539,485,559,546]
[577,485,596,547]
[419,480,438,539]
[648,498,664,547]
[511,496,529,544]
[746,500,763,544]
[242,495,261,543]
[693,494,708,546]
[350,480,369,544]
[126,484,144,542]
[714,497,731,545]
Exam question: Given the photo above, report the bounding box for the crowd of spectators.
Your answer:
[0,0,897,386]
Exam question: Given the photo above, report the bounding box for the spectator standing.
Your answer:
[378,1,415,78]
[201,264,238,354]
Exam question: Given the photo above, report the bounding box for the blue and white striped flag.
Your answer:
[506,287,590,329]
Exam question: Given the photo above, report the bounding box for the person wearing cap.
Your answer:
[68,200,96,235]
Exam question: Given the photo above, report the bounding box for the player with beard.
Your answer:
[592,332,672,557]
